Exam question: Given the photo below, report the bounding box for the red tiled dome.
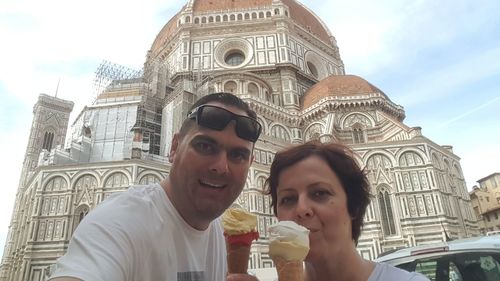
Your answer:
[302,75,389,110]
[149,0,333,58]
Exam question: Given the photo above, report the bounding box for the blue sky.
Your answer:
[1,0,499,258]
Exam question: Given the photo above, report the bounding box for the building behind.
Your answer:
[470,173,500,234]
[1,0,479,280]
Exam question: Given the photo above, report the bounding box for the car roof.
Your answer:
[375,235,500,263]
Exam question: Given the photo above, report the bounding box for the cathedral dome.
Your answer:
[149,0,334,59]
[301,75,390,110]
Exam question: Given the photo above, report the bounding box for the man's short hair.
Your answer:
[179,92,257,135]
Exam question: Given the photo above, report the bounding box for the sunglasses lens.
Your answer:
[192,105,261,142]
[198,106,231,130]
[236,117,261,142]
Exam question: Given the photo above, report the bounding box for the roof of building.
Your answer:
[478,172,500,183]
[192,0,331,44]
[150,0,333,57]
[301,74,389,110]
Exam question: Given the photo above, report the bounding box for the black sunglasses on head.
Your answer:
[187,105,262,142]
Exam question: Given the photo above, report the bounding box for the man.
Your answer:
[50,92,262,281]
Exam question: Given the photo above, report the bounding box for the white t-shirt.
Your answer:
[50,184,227,281]
[368,262,430,281]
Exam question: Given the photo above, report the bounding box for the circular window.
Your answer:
[307,62,318,78]
[214,38,254,69]
[225,51,245,66]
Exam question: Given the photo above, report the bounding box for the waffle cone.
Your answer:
[226,242,251,273]
[272,256,304,281]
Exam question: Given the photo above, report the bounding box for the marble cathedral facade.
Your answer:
[1,0,479,280]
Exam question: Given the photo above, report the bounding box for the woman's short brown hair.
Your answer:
[264,140,370,245]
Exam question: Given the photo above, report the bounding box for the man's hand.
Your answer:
[227,273,260,281]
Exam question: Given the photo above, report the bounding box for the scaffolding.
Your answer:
[93,60,144,98]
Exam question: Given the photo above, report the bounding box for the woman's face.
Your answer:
[275,155,353,261]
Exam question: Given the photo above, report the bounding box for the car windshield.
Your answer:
[396,252,500,281]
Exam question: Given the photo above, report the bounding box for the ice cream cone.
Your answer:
[226,242,252,273]
[273,256,304,281]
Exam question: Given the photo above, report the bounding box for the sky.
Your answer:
[1,0,499,259]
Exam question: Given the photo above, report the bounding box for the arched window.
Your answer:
[44,176,67,192]
[224,81,238,94]
[194,18,200,24]
[237,14,243,20]
[201,17,207,24]
[266,11,272,17]
[104,172,129,188]
[223,15,228,22]
[399,151,424,167]
[208,16,214,23]
[42,131,54,150]
[73,204,90,231]
[139,174,161,185]
[247,83,259,97]
[259,12,264,18]
[230,14,236,21]
[352,126,366,144]
[244,13,250,20]
[378,189,396,236]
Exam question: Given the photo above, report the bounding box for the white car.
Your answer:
[375,235,500,281]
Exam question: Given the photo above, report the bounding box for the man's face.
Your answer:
[166,102,255,229]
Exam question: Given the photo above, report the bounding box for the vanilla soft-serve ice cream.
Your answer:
[221,206,259,273]
[268,221,310,280]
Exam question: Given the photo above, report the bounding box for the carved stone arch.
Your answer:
[194,17,200,24]
[252,12,257,19]
[103,171,130,189]
[256,116,268,134]
[73,204,90,231]
[215,15,221,22]
[259,12,264,18]
[255,175,267,190]
[396,149,427,167]
[223,80,238,94]
[72,173,98,208]
[201,17,207,24]
[266,11,271,17]
[341,112,374,129]
[303,122,325,142]
[42,174,69,192]
[185,16,191,23]
[71,171,100,191]
[223,14,228,21]
[377,183,395,194]
[431,153,442,170]
[138,172,163,185]
[244,13,250,20]
[208,16,214,23]
[443,158,451,172]
[452,163,463,178]
[230,14,236,21]
[269,123,291,141]
[247,81,259,97]
[362,150,397,167]
[237,14,243,20]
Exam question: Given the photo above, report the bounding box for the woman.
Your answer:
[265,141,429,281]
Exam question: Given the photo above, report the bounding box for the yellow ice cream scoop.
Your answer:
[222,207,258,235]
